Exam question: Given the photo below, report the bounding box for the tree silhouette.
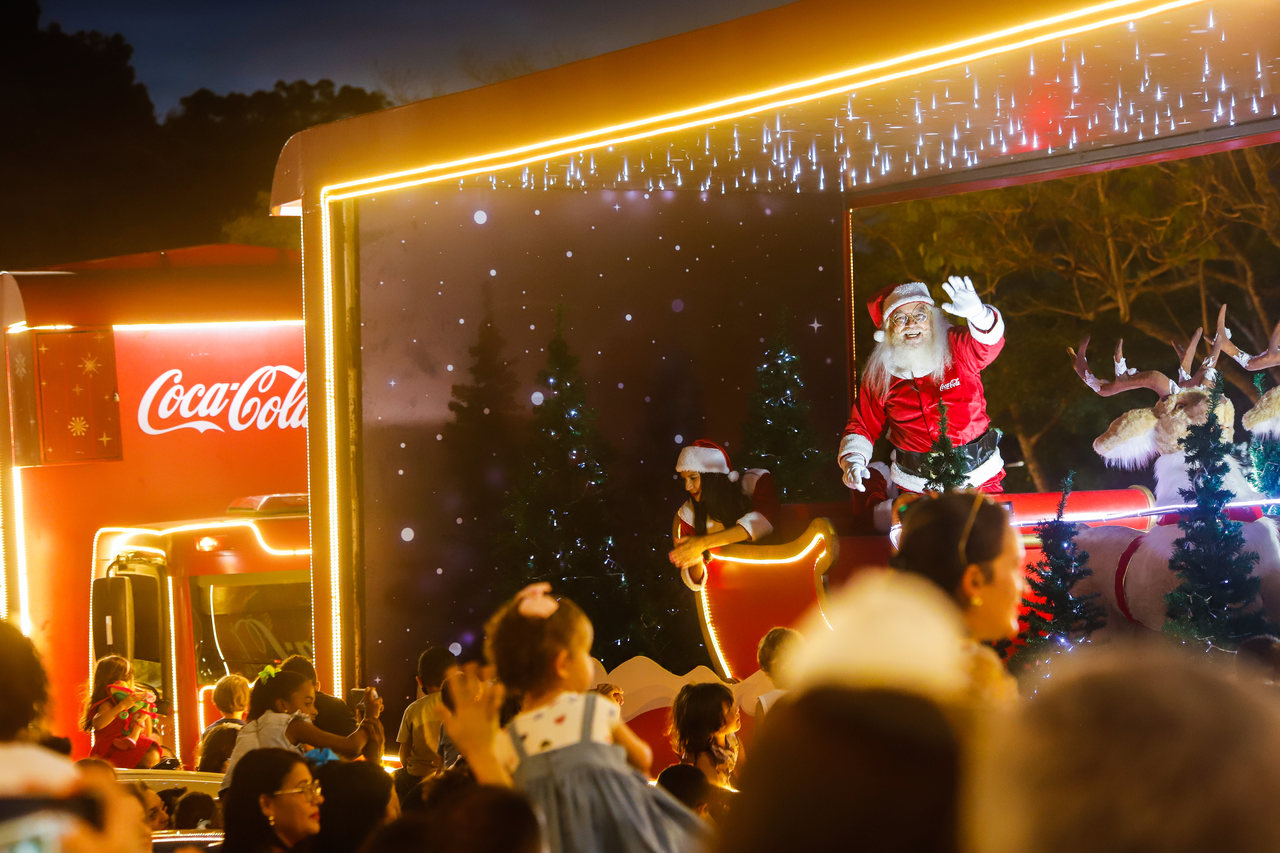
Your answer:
[499,310,637,662]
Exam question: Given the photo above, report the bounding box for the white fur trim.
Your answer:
[839,433,874,467]
[966,306,1004,345]
[880,282,935,326]
[680,564,706,591]
[873,329,886,342]
[676,445,731,474]
[676,499,696,528]
[1152,451,1265,505]
[738,511,773,541]
[889,447,1005,493]
[873,498,896,533]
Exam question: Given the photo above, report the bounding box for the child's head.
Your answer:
[213,673,252,718]
[196,723,240,772]
[485,584,592,695]
[418,646,460,692]
[669,682,738,757]
[247,668,314,721]
[174,790,218,830]
[656,763,713,816]
[757,627,803,689]
[82,654,133,730]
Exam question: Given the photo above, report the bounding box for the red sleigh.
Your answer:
[690,489,1155,680]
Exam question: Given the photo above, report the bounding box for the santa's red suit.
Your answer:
[841,280,1006,495]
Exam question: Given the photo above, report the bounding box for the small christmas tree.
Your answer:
[918,404,968,492]
[740,327,832,500]
[1013,472,1106,667]
[499,309,637,660]
[1248,373,1280,516]
[1164,377,1269,648]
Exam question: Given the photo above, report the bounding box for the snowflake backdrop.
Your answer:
[358,187,846,712]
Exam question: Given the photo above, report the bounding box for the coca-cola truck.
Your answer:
[1,245,309,763]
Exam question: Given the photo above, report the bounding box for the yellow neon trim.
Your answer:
[698,580,734,681]
[98,521,310,558]
[166,574,181,758]
[319,199,344,697]
[11,467,30,633]
[209,585,231,678]
[112,320,304,332]
[319,0,1203,202]
[6,323,73,334]
[713,533,826,566]
[0,458,7,623]
[196,685,215,735]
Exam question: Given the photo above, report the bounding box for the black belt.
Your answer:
[894,429,1002,479]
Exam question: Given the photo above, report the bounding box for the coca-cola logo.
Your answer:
[137,365,307,435]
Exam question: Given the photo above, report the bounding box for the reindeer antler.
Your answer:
[1069,335,1177,398]
[1169,322,1225,389]
[1213,304,1280,372]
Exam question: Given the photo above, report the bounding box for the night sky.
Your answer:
[39,0,789,115]
[357,186,847,711]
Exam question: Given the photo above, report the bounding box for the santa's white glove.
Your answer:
[839,453,869,492]
[940,275,994,328]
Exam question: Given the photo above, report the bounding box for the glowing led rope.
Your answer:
[320,0,1205,203]
[166,574,181,756]
[113,320,304,332]
[319,0,1205,198]
[318,200,344,698]
[101,521,310,558]
[697,581,734,680]
[209,585,231,678]
[711,532,828,566]
[196,685,215,735]
[10,468,29,633]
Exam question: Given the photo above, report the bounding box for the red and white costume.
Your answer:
[674,468,777,542]
[841,280,1006,495]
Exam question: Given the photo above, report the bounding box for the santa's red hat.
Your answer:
[676,439,740,482]
[868,282,934,342]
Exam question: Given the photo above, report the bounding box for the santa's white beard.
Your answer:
[863,313,952,395]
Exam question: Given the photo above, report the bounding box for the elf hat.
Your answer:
[676,439,740,482]
[868,282,934,342]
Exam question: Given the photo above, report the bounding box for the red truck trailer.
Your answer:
[0,245,307,761]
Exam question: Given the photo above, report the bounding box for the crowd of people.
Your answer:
[7,492,1280,852]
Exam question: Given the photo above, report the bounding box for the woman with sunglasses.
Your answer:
[222,747,324,852]
[891,491,1025,703]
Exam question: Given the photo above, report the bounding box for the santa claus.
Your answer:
[839,275,1006,497]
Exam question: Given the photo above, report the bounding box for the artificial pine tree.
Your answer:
[1012,472,1105,668]
[499,309,637,659]
[918,404,969,492]
[740,327,832,500]
[1164,377,1269,647]
[1248,373,1280,515]
[443,299,521,545]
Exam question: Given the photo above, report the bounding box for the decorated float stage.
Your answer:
[261,0,1280,748]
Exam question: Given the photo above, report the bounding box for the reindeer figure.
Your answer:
[1068,309,1280,633]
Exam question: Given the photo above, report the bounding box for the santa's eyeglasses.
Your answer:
[889,309,931,329]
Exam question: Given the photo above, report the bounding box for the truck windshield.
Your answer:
[191,574,312,683]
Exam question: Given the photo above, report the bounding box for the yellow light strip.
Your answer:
[319,199,344,697]
[101,521,310,558]
[112,320,304,332]
[697,579,734,681]
[712,532,828,566]
[320,0,1203,202]
[166,574,182,758]
[11,467,30,633]
[6,323,72,334]
[0,457,7,623]
[320,0,1202,197]
[209,585,231,678]
[196,685,215,735]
